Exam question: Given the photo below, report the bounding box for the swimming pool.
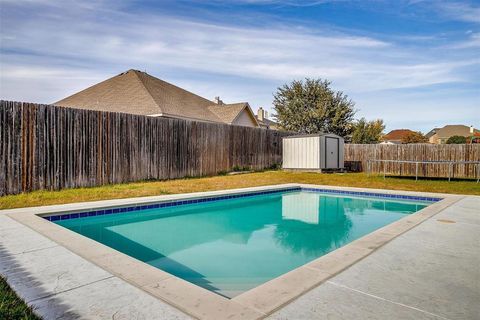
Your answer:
[51,187,437,298]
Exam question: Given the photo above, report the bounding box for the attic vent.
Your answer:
[214,96,224,105]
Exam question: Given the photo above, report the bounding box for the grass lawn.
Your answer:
[1,171,478,210]
[0,277,40,320]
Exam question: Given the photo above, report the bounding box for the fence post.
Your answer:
[448,162,452,182]
[415,162,418,181]
[477,163,480,183]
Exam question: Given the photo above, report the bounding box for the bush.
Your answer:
[268,163,281,170]
[446,135,467,144]
[351,118,385,144]
[232,165,251,172]
[402,131,428,144]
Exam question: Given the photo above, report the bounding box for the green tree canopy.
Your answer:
[446,135,467,144]
[273,78,356,137]
[351,118,385,144]
[402,131,428,144]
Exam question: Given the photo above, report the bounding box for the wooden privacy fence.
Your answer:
[344,144,480,180]
[0,101,287,196]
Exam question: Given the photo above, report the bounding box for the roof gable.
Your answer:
[208,103,259,127]
[54,70,160,116]
[237,103,260,127]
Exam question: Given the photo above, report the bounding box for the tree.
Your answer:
[351,118,385,144]
[402,131,428,144]
[273,78,356,137]
[446,135,467,144]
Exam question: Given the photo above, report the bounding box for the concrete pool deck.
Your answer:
[0,184,478,319]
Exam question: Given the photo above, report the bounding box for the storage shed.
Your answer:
[282,133,344,171]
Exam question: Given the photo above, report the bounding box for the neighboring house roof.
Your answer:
[54,69,258,126]
[435,125,476,138]
[256,117,279,129]
[425,128,440,139]
[383,129,415,141]
[255,107,280,129]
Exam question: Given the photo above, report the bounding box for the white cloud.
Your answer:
[0,64,106,102]
[189,0,349,6]
[0,0,478,131]
[433,1,480,24]
[449,32,480,48]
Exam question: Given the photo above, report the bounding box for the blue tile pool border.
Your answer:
[302,188,443,202]
[42,187,442,222]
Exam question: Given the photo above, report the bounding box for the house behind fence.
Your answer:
[0,101,287,196]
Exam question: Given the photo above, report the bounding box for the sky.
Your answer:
[0,0,479,132]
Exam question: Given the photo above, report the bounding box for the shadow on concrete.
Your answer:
[0,243,82,319]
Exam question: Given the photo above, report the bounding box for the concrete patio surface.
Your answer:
[0,214,191,320]
[0,188,478,320]
[267,196,480,320]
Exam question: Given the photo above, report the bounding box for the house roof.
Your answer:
[208,103,255,125]
[435,125,475,138]
[425,128,440,139]
[54,69,255,125]
[383,129,415,141]
[256,117,279,129]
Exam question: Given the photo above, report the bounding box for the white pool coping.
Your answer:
[1,184,465,320]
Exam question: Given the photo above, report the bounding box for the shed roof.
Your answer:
[282,133,343,139]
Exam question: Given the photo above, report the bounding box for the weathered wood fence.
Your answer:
[0,101,287,195]
[344,144,480,179]
[2,101,479,195]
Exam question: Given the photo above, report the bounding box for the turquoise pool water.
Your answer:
[55,190,431,298]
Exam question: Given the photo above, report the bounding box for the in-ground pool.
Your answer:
[51,188,437,298]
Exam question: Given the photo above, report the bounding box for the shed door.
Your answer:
[325,137,339,168]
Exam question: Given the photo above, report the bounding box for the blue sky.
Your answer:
[0,0,479,132]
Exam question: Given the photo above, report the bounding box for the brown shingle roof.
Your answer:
[54,70,160,116]
[208,103,250,124]
[135,71,223,122]
[383,129,415,141]
[54,69,251,124]
[436,125,474,138]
